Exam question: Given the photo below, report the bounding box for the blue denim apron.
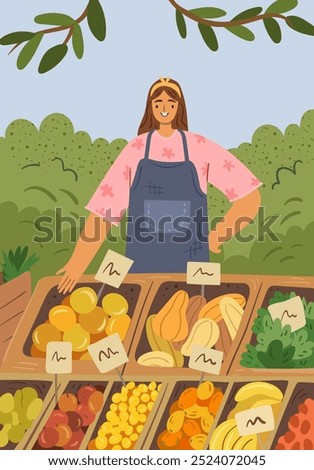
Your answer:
[126,129,209,272]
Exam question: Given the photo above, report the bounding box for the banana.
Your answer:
[234,382,283,403]
[137,351,174,367]
[219,297,244,340]
[210,419,237,450]
[232,434,258,450]
[223,425,240,450]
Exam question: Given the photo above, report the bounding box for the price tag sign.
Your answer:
[46,342,72,374]
[189,345,223,375]
[235,405,275,436]
[187,262,221,286]
[95,249,134,288]
[88,333,129,374]
[268,296,306,332]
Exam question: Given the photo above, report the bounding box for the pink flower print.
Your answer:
[123,165,131,181]
[251,177,260,186]
[131,138,144,151]
[162,147,175,159]
[195,134,206,144]
[225,188,238,200]
[101,184,114,197]
[223,160,235,172]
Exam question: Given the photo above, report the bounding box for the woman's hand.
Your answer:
[57,260,84,294]
[209,231,222,254]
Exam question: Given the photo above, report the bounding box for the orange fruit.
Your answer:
[49,305,76,332]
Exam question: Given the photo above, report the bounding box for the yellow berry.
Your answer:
[120,394,128,403]
[129,395,140,407]
[121,437,132,449]
[112,445,122,450]
[130,433,138,442]
[141,393,150,403]
[147,401,154,412]
[118,402,128,412]
[95,436,108,450]
[148,382,157,391]
[121,385,128,394]
[110,403,118,412]
[139,413,147,423]
[109,434,122,445]
[150,390,158,401]
[119,411,129,422]
[136,424,144,433]
[120,421,128,431]
[100,421,112,434]
[157,384,162,392]
[112,393,121,404]
[138,384,148,393]
[111,425,122,435]
[125,425,133,436]
[128,404,137,414]
[106,411,119,426]
[132,389,141,397]
[137,404,147,414]
[126,381,135,390]
[129,412,139,426]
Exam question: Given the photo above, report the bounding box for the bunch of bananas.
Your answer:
[210,382,283,450]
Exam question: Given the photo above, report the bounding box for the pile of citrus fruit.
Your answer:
[31,287,131,360]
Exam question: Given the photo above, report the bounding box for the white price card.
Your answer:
[268,295,306,332]
[235,405,275,436]
[46,342,72,374]
[187,262,221,286]
[189,345,223,375]
[95,249,134,288]
[88,333,129,374]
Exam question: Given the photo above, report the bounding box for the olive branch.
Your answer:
[0,0,313,73]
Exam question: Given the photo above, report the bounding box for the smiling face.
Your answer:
[152,91,179,126]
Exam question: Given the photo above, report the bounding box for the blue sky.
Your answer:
[0,0,313,147]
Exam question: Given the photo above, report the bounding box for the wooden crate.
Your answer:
[227,276,314,377]
[124,274,262,377]
[2,274,154,374]
[0,373,56,450]
[270,378,314,450]
[25,375,114,450]
[141,376,232,450]
[0,272,31,366]
[83,375,171,450]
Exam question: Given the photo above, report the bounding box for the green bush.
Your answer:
[1,111,314,288]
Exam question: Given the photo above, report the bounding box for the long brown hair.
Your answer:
[138,79,188,135]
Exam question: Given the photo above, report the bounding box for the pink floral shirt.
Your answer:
[86,130,262,225]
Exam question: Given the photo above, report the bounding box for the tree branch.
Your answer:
[168,0,292,27]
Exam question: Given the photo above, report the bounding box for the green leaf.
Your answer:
[232,7,263,21]
[0,31,35,46]
[190,7,226,19]
[263,18,282,43]
[38,44,68,74]
[87,0,106,41]
[266,0,298,14]
[72,23,84,59]
[257,340,295,368]
[198,24,218,52]
[226,26,255,41]
[17,33,43,70]
[287,16,314,36]
[291,330,314,359]
[175,10,187,39]
[34,13,75,26]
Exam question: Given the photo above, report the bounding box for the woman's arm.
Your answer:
[209,188,261,253]
[57,213,111,293]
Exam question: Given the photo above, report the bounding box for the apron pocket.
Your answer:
[144,200,191,234]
